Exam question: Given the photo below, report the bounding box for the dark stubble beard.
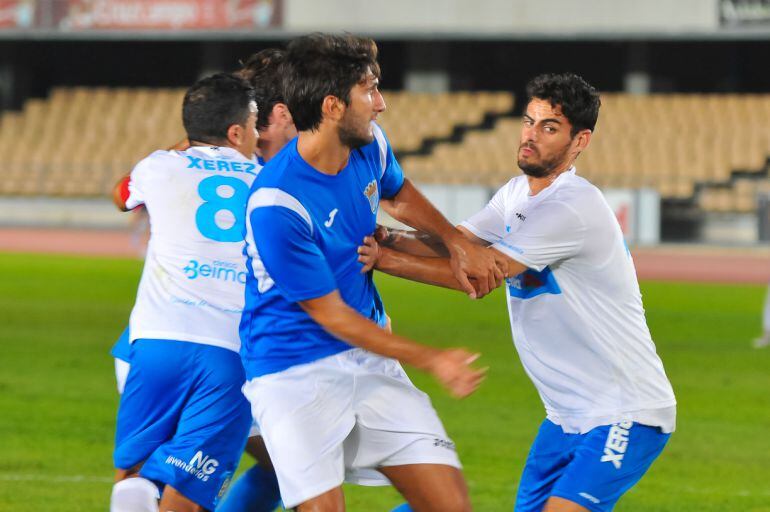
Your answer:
[517,141,572,178]
[338,116,373,150]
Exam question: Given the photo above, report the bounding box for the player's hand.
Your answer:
[357,235,382,273]
[374,224,392,244]
[426,349,487,398]
[446,234,504,299]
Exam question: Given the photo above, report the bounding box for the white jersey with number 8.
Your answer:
[126,146,260,352]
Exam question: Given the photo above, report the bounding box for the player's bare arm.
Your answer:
[372,223,490,258]
[358,236,510,298]
[298,290,486,398]
[372,223,450,257]
[384,179,503,298]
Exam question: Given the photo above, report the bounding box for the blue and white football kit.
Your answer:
[240,125,461,508]
[111,327,131,394]
[461,168,676,512]
[114,146,255,510]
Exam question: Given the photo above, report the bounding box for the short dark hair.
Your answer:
[281,33,380,131]
[182,73,255,144]
[525,73,601,137]
[236,48,286,131]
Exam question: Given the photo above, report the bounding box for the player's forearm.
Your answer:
[378,226,449,257]
[387,179,463,246]
[305,299,439,371]
[377,247,467,292]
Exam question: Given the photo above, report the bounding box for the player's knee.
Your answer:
[110,477,160,512]
[424,488,471,512]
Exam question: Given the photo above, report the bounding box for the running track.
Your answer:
[0,227,768,284]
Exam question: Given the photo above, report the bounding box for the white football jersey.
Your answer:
[126,146,261,352]
[461,168,676,434]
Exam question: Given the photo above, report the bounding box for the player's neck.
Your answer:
[526,160,574,196]
[296,129,350,175]
[258,138,282,163]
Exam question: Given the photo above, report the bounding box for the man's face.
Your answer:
[238,101,259,158]
[338,68,386,149]
[517,98,575,178]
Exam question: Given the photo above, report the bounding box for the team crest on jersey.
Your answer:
[507,267,562,299]
[363,180,379,213]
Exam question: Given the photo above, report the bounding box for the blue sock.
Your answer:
[390,504,413,512]
[216,464,281,512]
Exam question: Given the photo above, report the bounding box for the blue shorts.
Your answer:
[114,339,252,510]
[515,419,671,512]
[110,326,131,362]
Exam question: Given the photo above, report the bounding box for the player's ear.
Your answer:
[226,123,244,147]
[573,129,592,152]
[273,103,293,124]
[321,95,345,122]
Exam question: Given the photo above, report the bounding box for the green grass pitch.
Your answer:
[0,252,768,511]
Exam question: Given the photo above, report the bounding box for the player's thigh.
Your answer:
[244,435,273,471]
[295,486,345,512]
[114,340,196,469]
[242,354,356,509]
[514,420,579,512]
[550,422,671,512]
[158,484,205,512]
[542,496,590,512]
[379,464,470,512]
[140,344,252,511]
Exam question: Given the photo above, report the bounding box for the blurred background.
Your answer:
[0,0,769,247]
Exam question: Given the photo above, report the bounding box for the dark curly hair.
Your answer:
[281,33,380,131]
[236,48,286,131]
[525,73,601,137]
[182,73,255,145]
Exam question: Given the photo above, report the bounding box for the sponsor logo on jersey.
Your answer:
[601,420,634,469]
[433,438,456,451]
[184,259,247,284]
[515,212,527,221]
[324,208,339,228]
[363,180,379,213]
[164,450,219,482]
[507,266,562,299]
[186,155,258,175]
[578,492,601,504]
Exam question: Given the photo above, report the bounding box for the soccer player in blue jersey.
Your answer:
[240,33,497,512]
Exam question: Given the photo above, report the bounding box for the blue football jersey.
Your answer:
[240,124,404,378]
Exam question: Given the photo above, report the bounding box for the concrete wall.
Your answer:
[284,0,718,34]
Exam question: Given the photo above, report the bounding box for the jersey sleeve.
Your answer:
[459,184,508,244]
[124,150,167,210]
[372,123,405,199]
[248,205,337,303]
[493,199,586,272]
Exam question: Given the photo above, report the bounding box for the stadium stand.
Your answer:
[402,93,770,213]
[0,88,768,214]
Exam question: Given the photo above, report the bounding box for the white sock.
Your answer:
[110,477,160,512]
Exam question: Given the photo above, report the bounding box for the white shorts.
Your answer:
[242,348,461,509]
[114,358,131,395]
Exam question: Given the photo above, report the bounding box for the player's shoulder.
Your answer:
[254,141,298,189]
[130,149,179,176]
[551,170,604,204]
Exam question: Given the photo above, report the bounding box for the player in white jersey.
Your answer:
[358,73,676,512]
[110,73,258,512]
